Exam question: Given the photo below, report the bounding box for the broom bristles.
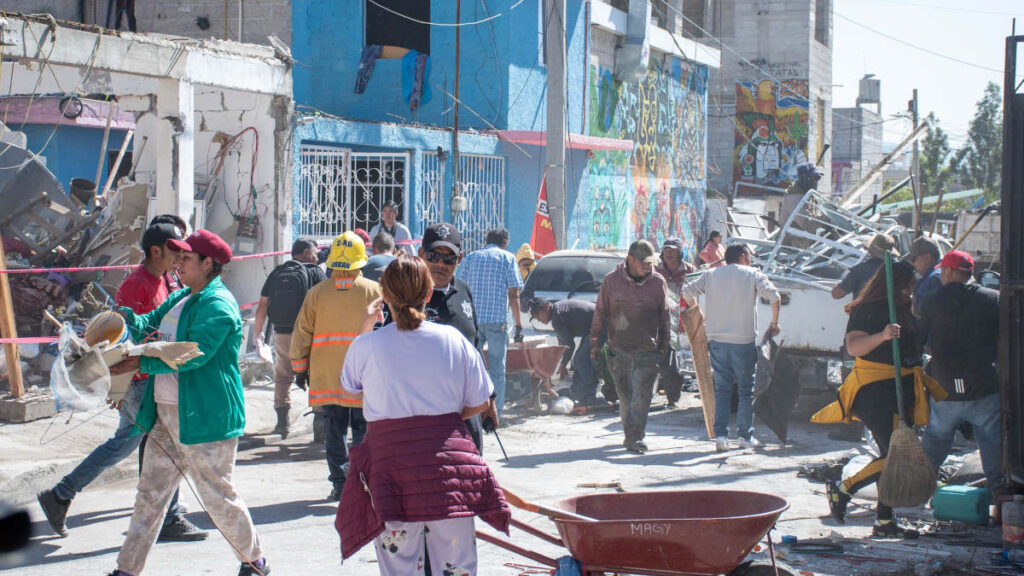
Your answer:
[878,425,937,508]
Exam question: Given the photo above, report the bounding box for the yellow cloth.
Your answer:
[516,243,536,281]
[290,271,381,407]
[811,357,947,426]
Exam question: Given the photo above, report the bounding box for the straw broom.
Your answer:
[877,252,937,508]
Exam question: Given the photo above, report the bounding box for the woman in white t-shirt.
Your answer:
[337,256,508,576]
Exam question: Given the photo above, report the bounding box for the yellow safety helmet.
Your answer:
[326,231,368,271]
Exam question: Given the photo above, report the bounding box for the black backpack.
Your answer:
[266,261,319,331]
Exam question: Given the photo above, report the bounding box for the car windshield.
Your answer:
[526,255,621,293]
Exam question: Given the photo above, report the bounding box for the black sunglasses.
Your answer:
[424,250,459,265]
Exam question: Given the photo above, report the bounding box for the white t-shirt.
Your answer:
[341,321,493,422]
[153,296,190,405]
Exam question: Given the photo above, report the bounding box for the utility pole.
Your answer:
[910,89,921,234]
[451,0,463,217]
[544,0,567,249]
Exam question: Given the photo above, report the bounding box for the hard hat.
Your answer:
[326,231,368,271]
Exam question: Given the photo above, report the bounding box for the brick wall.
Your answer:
[14,0,291,46]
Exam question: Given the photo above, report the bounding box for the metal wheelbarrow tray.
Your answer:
[553,490,788,575]
[479,490,788,576]
[505,343,568,411]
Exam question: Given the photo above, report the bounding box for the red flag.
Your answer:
[530,175,557,257]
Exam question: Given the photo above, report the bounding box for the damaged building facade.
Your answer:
[10,1,719,259]
[291,0,718,256]
[0,14,293,319]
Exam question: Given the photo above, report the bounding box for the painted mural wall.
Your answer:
[568,59,708,260]
[733,79,810,191]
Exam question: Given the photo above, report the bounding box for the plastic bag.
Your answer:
[49,324,111,411]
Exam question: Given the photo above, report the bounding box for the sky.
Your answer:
[832,0,1024,149]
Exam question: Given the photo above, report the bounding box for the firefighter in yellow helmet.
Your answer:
[291,231,381,500]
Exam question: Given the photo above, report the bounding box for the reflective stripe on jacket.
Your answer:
[290,271,381,407]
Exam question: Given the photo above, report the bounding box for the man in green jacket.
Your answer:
[106,230,270,576]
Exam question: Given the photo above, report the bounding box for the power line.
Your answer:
[835,12,1023,79]
[365,0,524,28]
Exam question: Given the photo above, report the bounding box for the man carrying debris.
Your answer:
[106,229,270,576]
[369,201,415,256]
[655,237,696,408]
[456,228,524,416]
[290,231,381,501]
[920,251,1003,489]
[253,238,326,438]
[37,218,206,542]
[590,239,670,454]
[527,297,600,412]
[682,243,780,452]
[831,233,896,300]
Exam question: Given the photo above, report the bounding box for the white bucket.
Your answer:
[84,312,134,401]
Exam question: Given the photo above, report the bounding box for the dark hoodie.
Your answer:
[590,261,670,354]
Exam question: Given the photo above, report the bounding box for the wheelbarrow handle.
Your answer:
[503,488,599,522]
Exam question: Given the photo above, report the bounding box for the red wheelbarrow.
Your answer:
[478,490,790,576]
[505,342,568,413]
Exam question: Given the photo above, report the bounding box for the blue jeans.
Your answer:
[54,381,182,526]
[323,405,366,489]
[708,341,757,439]
[478,323,508,415]
[922,393,1003,485]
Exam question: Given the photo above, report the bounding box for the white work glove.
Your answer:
[138,341,204,369]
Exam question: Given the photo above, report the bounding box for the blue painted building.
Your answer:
[290,0,717,256]
[2,97,134,200]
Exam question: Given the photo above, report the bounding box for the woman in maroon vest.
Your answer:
[336,256,509,575]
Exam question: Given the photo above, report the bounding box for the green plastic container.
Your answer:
[930,485,992,525]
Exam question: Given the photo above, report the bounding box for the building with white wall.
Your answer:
[0,14,293,307]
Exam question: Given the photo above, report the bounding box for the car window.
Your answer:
[526,256,620,293]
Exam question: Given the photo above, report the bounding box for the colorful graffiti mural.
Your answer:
[733,79,809,190]
[569,59,708,259]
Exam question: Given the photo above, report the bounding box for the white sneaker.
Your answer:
[738,436,763,449]
[715,437,731,452]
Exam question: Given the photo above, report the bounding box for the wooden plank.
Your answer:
[0,241,24,398]
[681,304,715,439]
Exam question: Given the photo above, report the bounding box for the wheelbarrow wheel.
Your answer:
[728,559,800,576]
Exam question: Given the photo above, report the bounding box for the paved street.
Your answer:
[1,380,998,575]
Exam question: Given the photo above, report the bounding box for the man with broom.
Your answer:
[812,259,946,538]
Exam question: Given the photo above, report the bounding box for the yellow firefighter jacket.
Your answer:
[290,271,381,407]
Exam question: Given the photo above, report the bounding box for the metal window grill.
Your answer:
[454,153,505,252]
[350,152,409,232]
[296,145,350,240]
[296,145,409,240]
[419,150,446,229]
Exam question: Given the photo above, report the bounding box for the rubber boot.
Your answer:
[273,407,290,439]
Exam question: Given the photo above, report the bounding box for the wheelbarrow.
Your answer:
[505,342,569,413]
[478,490,790,576]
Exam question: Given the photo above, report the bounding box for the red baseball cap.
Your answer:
[940,250,974,272]
[167,229,233,265]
